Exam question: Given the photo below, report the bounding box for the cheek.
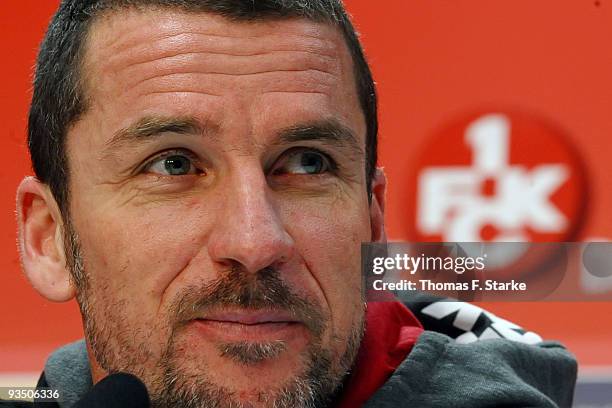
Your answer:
[71,198,215,309]
[283,198,370,330]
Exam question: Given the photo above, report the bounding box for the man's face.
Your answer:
[65,9,376,407]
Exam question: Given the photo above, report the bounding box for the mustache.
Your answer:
[171,266,326,337]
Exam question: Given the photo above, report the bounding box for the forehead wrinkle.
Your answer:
[92,10,340,74]
[91,24,342,103]
[79,11,362,151]
[130,71,335,99]
[120,50,339,94]
[103,39,339,95]
[104,30,338,69]
[83,10,352,104]
[91,5,338,47]
[128,69,337,97]
[120,48,337,74]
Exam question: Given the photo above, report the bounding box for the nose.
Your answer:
[207,168,295,273]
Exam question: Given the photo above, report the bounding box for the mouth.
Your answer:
[189,309,307,343]
[201,309,299,325]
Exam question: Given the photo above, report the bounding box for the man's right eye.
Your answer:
[144,150,204,176]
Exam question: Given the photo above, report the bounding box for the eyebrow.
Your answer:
[276,120,363,155]
[101,116,363,161]
[104,115,209,152]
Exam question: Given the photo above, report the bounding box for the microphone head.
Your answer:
[73,372,150,408]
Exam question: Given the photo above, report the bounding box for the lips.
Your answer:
[188,308,307,343]
[198,309,298,325]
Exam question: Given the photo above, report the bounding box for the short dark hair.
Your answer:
[28,0,378,215]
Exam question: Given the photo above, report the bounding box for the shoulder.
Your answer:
[369,331,575,407]
[364,296,577,408]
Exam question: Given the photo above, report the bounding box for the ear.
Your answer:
[369,167,387,243]
[16,176,76,302]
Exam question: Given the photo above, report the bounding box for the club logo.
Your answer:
[408,111,587,244]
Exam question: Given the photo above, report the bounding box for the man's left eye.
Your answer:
[272,149,333,175]
[145,151,202,176]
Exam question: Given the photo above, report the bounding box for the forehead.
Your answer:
[76,8,364,143]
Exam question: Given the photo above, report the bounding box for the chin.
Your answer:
[147,335,341,408]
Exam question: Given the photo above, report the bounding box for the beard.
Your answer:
[64,221,365,408]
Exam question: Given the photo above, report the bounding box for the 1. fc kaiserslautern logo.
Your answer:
[409,110,587,245]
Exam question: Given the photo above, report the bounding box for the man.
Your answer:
[9,0,576,407]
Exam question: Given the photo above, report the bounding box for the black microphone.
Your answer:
[72,373,150,408]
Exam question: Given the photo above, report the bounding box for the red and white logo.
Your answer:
[408,111,587,243]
